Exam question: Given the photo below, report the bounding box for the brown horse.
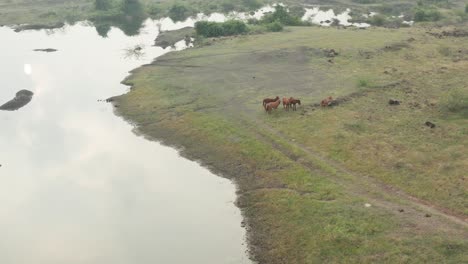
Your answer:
[263,96,279,109]
[265,98,281,114]
[290,98,301,111]
[321,96,333,107]
[282,97,293,110]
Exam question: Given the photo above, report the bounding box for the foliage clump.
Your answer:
[195,20,248,37]
[414,7,442,21]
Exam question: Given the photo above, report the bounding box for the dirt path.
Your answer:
[235,110,468,231]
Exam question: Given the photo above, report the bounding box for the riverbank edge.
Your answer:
[110,90,259,262]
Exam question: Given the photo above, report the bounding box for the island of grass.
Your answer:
[114,25,468,262]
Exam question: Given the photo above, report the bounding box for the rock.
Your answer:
[425,121,436,128]
[0,90,34,111]
[388,99,401,105]
[14,22,65,32]
[33,48,57,52]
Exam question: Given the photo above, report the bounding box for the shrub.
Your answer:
[243,0,262,10]
[414,8,442,22]
[169,3,190,22]
[94,0,112,11]
[221,1,235,13]
[221,20,248,35]
[261,5,303,26]
[357,78,370,87]
[265,20,284,32]
[195,20,248,37]
[466,3,468,13]
[370,14,387,26]
[442,88,468,117]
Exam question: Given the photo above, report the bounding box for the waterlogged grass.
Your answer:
[115,26,468,262]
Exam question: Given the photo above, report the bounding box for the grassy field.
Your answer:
[114,26,468,262]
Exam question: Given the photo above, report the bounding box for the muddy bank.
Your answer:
[155,27,195,48]
[0,90,34,111]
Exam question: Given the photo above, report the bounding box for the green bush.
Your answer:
[442,88,468,117]
[169,3,190,22]
[94,0,112,11]
[195,20,248,37]
[465,3,468,13]
[370,14,387,26]
[265,20,283,32]
[261,5,303,26]
[414,8,442,21]
[243,0,262,10]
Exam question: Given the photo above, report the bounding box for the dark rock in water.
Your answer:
[33,48,58,52]
[0,90,34,111]
[14,22,65,32]
[425,121,436,128]
[389,99,401,105]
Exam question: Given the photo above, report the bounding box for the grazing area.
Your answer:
[114,26,468,262]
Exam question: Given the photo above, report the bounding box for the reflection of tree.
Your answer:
[92,0,146,37]
[95,23,111,37]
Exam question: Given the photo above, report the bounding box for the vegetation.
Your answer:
[261,5,303,26]
[168,3,192,22]
[195,20,248,37]
[115,26,468,263]
[414,7,443,21]
[441,87,468,117]
[94,0,112,11]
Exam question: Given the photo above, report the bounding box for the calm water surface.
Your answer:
[0,20,249,264]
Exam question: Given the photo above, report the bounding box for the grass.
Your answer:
[114,26,468,262]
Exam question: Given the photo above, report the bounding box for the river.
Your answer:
[0,20,250,264]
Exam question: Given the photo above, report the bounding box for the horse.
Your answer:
[290,98,301,111]
[263,96,279,109]
[321,96,333,107]
[265,98,281,114]
[282,97,292,110]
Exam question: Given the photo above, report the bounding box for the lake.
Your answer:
[0,19,250,264]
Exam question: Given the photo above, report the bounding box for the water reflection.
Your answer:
[0,20,250,264]
[91,0,146,37]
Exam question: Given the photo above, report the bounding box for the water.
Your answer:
[0,20,250,264]
[302,7,371,28]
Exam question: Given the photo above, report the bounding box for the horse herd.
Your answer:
[262,96,301,114]
[262,96,334,114]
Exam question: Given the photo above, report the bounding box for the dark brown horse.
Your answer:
[290,98,301,111]
[282,97,293,110]
[321,96,333,107]
[265,98,281,114]
[263,96,279,109]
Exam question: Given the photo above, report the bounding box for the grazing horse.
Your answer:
[321,96,333,107]
[282,97,293,110]
[263,96,279,109]
[290,98,301,111]
[265,98,281,114]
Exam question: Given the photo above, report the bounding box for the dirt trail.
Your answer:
[235,111,468,231]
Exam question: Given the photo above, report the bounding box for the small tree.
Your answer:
[465,3,468,13]
[94,0,111,11]
[169,3,190,22]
